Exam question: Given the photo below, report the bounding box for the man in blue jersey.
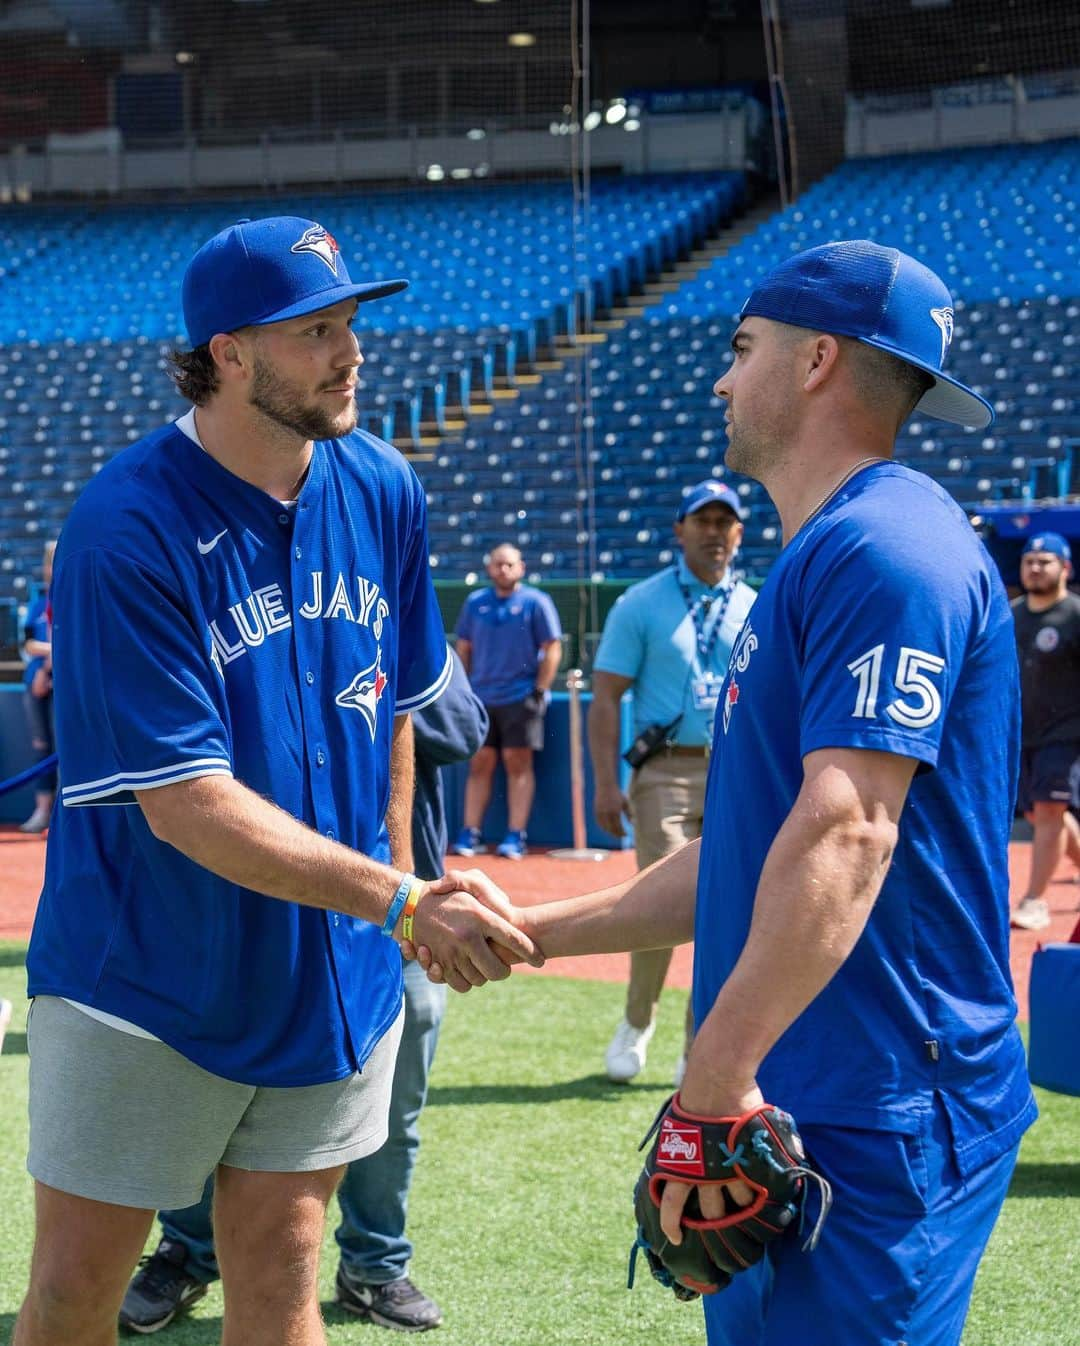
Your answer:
[452,544,563,859]
[419,242,1035,1346]
[16,217,539,1346]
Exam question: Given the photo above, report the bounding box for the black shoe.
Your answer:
[119,1238,209,1334]
[335,1266,443,1332]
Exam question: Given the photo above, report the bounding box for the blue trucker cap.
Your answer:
[740,240,993,430]
[182,216,408,348]
[677,479,743,521]
[1022,532,1072,561]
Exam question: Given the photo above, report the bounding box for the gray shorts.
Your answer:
[27,995,404,1210]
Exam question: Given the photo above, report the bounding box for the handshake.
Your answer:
[390,868,543,994]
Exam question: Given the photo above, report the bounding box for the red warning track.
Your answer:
[1,828,1074,1017]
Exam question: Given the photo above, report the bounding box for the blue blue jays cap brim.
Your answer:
[183,215,408,348]
[740,240,993,430]
[678,479,744,521]
[257,278,408,328]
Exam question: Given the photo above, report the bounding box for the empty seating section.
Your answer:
[0,175,743,345]
[0,172,743,609]
[420,296,1080,578]
[1,143,1078,614]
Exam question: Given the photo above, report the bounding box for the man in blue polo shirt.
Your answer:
[452,544,563,859]
[589,480,755,1085]
[428,241,1036,1346]
[16,217,538,1346]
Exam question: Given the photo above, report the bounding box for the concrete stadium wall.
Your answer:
[2,112,748,198]
[846,87,1080,158]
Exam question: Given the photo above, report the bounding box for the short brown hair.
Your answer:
[847,340,933,426]
[167,344,220,405]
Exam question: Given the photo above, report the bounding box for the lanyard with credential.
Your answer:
[676,574,736,675]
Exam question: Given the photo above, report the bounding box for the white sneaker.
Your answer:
[605,1017,656,1083]
[19,803,51,834]
[673,1054,688,1090]
[1011,897,1051,931]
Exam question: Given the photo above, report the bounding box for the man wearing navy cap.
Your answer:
[438,241,1036,1346]
[1011,531,1080,930]
[589,479,755,1084]
[16,217,539,1346]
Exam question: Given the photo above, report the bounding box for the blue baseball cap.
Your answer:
[740,240,993,430]
[677,479,743,521]
[182,216,408,348]
[1022,532,1072,561]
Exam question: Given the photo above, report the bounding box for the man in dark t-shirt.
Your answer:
[1010,531,1080,930]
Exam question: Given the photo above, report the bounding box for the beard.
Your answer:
[249,354,357,441]
[724,422,778,483]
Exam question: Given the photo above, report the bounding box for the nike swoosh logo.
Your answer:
[197,529,228,555]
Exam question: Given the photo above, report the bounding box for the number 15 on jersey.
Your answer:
[847,644,946,729]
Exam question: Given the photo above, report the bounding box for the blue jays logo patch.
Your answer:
[929,306,954,364]
[291,224,341,276]
[335,648,387,741]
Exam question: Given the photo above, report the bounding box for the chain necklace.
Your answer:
[799,456,889,532]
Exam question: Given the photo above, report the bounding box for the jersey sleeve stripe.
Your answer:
[394,647,454,714]
[61,758,233,806]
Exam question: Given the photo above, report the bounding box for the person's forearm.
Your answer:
[587,694,622,790]
[24,639,51,659]
[386,714,415,870]
[693,795,897,1088]
[522,837,699,956]
[137,774,404,923]
[536,642,561,691]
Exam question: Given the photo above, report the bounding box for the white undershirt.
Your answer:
[61,999,159,1039]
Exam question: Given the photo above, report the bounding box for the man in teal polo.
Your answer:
[588,480,756,1084]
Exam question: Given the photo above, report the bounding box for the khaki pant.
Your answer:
[625,751,708,1050]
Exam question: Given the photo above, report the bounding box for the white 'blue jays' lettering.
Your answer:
[213,572,389,667]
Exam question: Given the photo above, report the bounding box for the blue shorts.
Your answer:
[702,1099,1018,1346]
[1016,740,1080,813]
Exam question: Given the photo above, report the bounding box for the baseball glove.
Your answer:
[628,1094,832,1301]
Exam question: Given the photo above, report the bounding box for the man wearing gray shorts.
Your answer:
[15,217,538,1346]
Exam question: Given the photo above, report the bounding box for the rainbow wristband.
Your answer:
[401,883,425,943]
[382,873,417,937]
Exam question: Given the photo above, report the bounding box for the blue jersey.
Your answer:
[27,416,452,1088]
[454,584,562,705]
[693,463,1035,1175]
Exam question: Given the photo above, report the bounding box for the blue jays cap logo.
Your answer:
[929,306,954,365]
[291,224,342,276]
[335,648,387,741]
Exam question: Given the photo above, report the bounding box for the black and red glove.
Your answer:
[629,1094,831,1301]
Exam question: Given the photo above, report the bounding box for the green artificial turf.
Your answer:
[0,939,1077,1344]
